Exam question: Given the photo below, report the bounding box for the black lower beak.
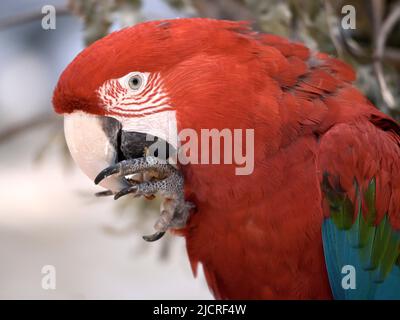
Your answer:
[100,116,173,162]
[119,131,174,162]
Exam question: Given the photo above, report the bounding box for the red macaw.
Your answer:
[53,18,400,299]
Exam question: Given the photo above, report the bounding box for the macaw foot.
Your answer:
[94,156,194,242]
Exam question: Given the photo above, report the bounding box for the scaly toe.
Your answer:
[114,185,138,200]
[142,231,166,242]
[95,190,114,197]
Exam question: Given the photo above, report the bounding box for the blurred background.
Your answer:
[0,0,399,299]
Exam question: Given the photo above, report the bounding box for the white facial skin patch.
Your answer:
[97,71,178,149]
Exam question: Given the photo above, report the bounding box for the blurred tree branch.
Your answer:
[191,0,254,21]
[0,112,57,143]
[372,2,400,109]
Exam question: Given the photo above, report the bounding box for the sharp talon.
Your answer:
[142,231,166,242]
[94,165,120,185]
[95,190,113,197]
[93,159,189,240]
[114,186,138,200]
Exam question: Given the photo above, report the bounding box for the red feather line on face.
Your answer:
[97,72,173,118]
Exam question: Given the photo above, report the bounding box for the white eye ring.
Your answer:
[126,73,145,91]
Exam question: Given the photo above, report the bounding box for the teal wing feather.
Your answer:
[318,120,400,300]
[322,176,400,299]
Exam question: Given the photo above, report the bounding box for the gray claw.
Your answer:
[96,156,195,242]
[142,231,166,242]
[95,190,114,197]
[94,156,171,185]
[114,185,138,200]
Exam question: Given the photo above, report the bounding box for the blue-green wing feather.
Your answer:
[322,176,400,299]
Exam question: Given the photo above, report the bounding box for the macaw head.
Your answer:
[53,18,281,193]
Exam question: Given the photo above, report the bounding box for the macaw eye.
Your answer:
[127,73,144,91]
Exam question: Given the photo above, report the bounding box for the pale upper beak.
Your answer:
[63,111,174,193]
[64,111,129,193]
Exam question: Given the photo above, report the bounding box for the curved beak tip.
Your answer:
[63,112,127,193]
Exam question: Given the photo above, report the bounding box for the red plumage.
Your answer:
[53,18,400,299]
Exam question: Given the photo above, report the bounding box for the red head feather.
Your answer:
[53,18,261,115]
